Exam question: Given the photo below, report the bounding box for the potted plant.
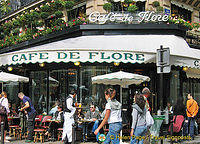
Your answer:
[40,12,49,19]
[124,0,133,5]
[156,6,163,12]
[64,1,75,10]
[52,0,64,10]
[55,10,63,18]
[103,3,113,13]
[152,1,160,7]
[128,5,138,13]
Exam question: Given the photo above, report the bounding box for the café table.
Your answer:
[77,119,94,142]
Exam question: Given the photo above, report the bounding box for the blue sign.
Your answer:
[164,9,170,15]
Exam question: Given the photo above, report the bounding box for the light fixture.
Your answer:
[7,66,13,71]
[39,63,45,67]
[183,67,188,71]
[74,61,80,66]
[114,62,120,66]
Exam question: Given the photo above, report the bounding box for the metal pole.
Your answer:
[160,45,164,144]
[1,122,4,144]
[72,123,76,144]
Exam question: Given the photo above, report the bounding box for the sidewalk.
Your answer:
[6,135,200,144]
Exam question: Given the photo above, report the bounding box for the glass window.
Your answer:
[30,71,47,114]
[170,70,180,105]
[171,4,191,21]
[67,4,86,21]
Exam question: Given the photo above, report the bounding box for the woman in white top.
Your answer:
[0,91,10,143]
[94,88,122,144]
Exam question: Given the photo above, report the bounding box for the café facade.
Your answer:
[0,11,200,119]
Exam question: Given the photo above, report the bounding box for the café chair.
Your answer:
[57,128,63,141]
[34,115,52,143]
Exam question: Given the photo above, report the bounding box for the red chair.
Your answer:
[34,115,52,143]
[57,128,63,141]
[35,115,43,128]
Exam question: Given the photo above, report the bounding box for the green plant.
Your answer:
[40,12,49,19]
[40,4,51,12]
[128,5,138,13]
[152,1,160,7]
[0,0,11,15]
[55,10,63,18]
[30,11,40,21]
[156,6,163,12]
[54,18,64,25]
[64,1,75,10]
[103,3,113,12]
[13,19,20,27]
[53,0,64,9]
[124,0,133,4]
[12,28,20,35]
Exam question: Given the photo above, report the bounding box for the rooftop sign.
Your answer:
[89,11,169,24]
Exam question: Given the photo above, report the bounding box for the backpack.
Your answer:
[0,97,7,115]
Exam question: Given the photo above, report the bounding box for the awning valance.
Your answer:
[185,68,200,79]
[171,0,193,12]
[0,35,200,69]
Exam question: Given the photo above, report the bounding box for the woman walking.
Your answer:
[130,93,147,144]
[94,88,122,144]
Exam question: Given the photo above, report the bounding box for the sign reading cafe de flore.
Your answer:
[0,51,156,65]
[89,11,169,24]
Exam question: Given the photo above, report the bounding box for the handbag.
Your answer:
[146,110,154,128]
[0,97,7,115]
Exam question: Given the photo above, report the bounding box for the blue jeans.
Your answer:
[130,125,147,144]
[185,117,195,139]
[104,122,122,144]
[92,120,100,141]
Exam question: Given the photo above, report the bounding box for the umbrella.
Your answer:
[0,72,29,91]
[92,71,150,143]
[92,71,150,88]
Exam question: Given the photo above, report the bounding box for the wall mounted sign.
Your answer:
[89,11,169,24]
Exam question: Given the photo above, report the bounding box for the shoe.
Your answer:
[4,140,10,143]
[25,140,33,143]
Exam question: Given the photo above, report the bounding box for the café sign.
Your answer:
[1,51,154,65]
[89,11,169,24]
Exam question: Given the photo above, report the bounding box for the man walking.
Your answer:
[186,93,199,140]
[18,92,37,143]
[62,89,76,144]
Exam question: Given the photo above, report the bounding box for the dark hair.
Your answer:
[58,105,63,109]
[69,89,77,95]
[105,88,116,99]
[135,94,146,110]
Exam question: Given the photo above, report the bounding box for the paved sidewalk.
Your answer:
[5,135,200,144]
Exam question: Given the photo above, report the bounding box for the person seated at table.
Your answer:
[84,103,101,142]
[75,108,84,129]
[9,103,18,117]
[45,105,64,139]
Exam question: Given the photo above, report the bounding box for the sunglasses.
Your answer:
[90,107,94,108]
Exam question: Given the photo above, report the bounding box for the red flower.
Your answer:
[73,23,75,25]
[51,16,54,18]
[54,26,56,28]
[1,44,3,46]
[73,20,76,22]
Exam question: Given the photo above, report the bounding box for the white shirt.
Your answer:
[105,102,122,124]
[0,97,10,114]
[66,95,76,118]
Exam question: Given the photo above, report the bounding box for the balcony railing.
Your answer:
[0,0,38,18]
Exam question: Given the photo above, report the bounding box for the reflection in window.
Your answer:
[171,4,191,21]
[111,1,145,12]
[30,71,47,114]
[67,4,86,21]
[80,66,112,112]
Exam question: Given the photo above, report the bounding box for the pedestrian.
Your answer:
[62,89,77,144]
[18,92,37,143]
[0,92,10,143]
[142,87,151,111]
[130,93,147,144]
[94,88,122,144]
[185,93,199,140]
[142,87,151,144]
